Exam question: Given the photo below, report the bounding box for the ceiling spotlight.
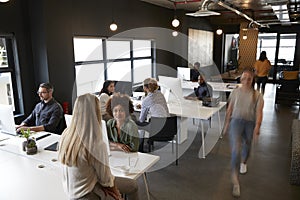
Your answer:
[172,18,180,28]
[234,34,239,38]
[110,22,118,31]
[216,29,223,35]
[172,31,178,37]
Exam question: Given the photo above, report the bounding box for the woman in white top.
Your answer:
[99,80,115,121]
[223,68,264,198]
[59,93,138,200]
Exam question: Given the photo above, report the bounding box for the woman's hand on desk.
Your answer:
[110,142,132,153]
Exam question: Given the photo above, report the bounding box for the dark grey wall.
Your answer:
[26,0,178,114]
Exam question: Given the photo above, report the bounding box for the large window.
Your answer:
[257,33,277,64]
[278,33,296,65]
[73,37,154,96]
[0,35,23,115]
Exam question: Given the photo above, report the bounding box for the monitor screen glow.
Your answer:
[0,104,16,135]
[158,75,183,103]
[177,67,191,81]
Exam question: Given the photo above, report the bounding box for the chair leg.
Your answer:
[176,137,178,166]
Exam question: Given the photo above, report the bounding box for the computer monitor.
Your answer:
[0,104,17,135]
[114,81,133,97]
[177,67,191,81]
[158,75,183,103]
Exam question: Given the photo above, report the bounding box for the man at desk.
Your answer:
[185,74,213,100]
[16,83,66,135]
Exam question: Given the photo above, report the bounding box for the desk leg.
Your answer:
[177,117,188,144]
[217,111,222,138]
[199,120,206,158]
[143,173,151,200]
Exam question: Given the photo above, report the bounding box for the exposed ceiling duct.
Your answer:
[186,0,220,17]
[185,0,267,27]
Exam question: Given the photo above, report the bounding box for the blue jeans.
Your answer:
[229,118,255,174]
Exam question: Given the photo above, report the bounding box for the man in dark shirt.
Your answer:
[190,62,201,82]
[194,74,213,100]
[16,83,66,135]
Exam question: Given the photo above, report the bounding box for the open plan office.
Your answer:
[0,0,300,199]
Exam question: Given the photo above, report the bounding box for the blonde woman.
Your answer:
[223,68,264,198]
[59,94,138,200]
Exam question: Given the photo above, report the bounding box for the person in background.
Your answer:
[254,51,272,95]
[136,78,170,152]
[223,68,264,198]
[190,62,201,82]
[59,93,138,200]
[138,78,169,123]
[98,80,115,121]
[106,93,139,152]
[16,82,66,135]
[194,73,213,100]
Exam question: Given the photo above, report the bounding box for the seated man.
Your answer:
[195,74,213,99]
[16,83,66,135]
[185,74,213,100]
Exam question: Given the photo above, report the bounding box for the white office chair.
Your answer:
[64,114,72,128]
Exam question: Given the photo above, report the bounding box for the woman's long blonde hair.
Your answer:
[58,93,107,166]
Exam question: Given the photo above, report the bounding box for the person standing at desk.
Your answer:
[254,51,271,95]
[106,93,139,152]
[190,62,201,82]
[223,68,264,198]
[98,80,115,121]
[59,93,138,200]
[16,83,66,135]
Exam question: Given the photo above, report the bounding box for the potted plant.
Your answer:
[21,129,38,155]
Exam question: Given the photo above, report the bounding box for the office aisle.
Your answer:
[138,84,300,200]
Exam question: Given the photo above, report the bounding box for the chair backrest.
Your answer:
[149,116,177,141]
[101,120,111,156]
[64,114,73,128]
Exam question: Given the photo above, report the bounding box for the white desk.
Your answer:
[0,132,159,200]
[181,81,240,96]
[132,97,227,158]
[168,99,227,158]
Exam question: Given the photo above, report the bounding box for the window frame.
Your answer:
[73,36,155,96]
[0,34,23,116]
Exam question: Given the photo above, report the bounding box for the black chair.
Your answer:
[147,116,178,165]
[275,71,300,107]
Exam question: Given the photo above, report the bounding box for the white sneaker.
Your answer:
[240,163,247,174]
[232,184,240,197]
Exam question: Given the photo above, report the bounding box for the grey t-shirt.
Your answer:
[229,88,263,122]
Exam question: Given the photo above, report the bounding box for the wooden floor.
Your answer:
[137,83,300,200]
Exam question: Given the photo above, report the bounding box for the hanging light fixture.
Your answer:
[0,0,9,2]
[110,22,118,31]
[242,28,247,40]
[172,31,179,37]
[216,29,223,35]
[172,3,180,28]
[109,1,117,31]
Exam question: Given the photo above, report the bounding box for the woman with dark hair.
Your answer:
[223,68,264,198]
[99,80,115,121]
[106,93,139,152]
[254,51,271,94]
